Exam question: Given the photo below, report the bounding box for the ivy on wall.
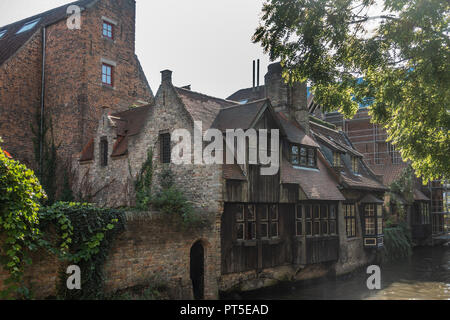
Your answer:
[0,140,46,299]
[382,223,413,262]
[38,202,125,300]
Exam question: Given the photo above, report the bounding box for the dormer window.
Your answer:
[0,30,6,39]
[16,18,40,34]
[102,21,114,40]
[291,144,317,168]
[352,157,359,173]
[333,152,342,167]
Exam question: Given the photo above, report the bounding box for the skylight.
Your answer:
[0,30,6,39]
[16,18,40,34]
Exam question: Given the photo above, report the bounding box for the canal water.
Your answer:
[239,246,450,300]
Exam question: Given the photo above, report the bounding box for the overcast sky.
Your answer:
[0,0,271,99]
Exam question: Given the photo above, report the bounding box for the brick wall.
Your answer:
[0,211,221,300]
[0,31,42,169]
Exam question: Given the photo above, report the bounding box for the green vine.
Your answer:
[38,202,125,300]
[387,166,415,226]
[31,112,58,205]
[0,141,46,299]
[133,148,154,210]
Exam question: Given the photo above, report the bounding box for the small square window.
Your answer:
[102,63,114,86]
[102,21,114,39]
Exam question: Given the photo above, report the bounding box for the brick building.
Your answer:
[0,0,153,174]
[68,63,387,299]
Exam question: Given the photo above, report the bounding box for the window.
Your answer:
[291,144,317,168]
[160,133,171,164]
[364,204,383,236]
[352,157,359,173]
[100,138,108,167]
[102,63,114,86]
[388,143,402,164]
[102,21,114,39]
[236,205,256,240]
[421,203,430,224]
[296,205,303,236]
[333,152,342,167]
[269,205,279,238]
[16,18,40,34]
[302,203,337,236]
[344,204,356,238]
[0,30,6,39]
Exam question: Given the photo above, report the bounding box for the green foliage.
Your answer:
[152,168,204,230]
[134,148,154,210]
[254,0,450,183]
[38,202,125,300]
[0,144,46,298]
[382,223,413,262]
[31,113,58,204]
[60,169,75,202]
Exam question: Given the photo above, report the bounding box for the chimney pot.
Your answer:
[161,69,173,83]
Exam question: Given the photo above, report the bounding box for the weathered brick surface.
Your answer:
[0,31,42,169]
[0,0,153,176]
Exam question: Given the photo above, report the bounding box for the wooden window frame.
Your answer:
[291,144,317,169]
[302,202,337,237]
[102,21,114,40]
[295,204,303,236]
[344,204,357,238]
[364,204,383,236]
[352,157,359,173]
[160,132,171,164]
[333,152,341,167]
[102,63,114,87]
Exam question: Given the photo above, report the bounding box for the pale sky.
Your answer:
[0,0,272,99]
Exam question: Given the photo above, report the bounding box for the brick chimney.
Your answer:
[161,69,173,84]
[264,62,310,134]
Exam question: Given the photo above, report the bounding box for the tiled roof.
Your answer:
[414,189,430,201]
[211,99,268,132]
[310,121,386,191]
[276,112,319,148]
[226,86,266,103]
[175,87,237,130]
[79,137,94,162]
[223,164,246,181]
[280,157,345,201]
[0,0,96,66]
[372,163,409,186]
[360,194,384,204]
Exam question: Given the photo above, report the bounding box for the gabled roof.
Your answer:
[0,0,96,66]
[276,112,319,148]
[360,194,384,204]
[226,86,266,103]
[211,99,268,132]
[372,163,409,186]
[414,189,430,201]
[280,157,345,201]
[175,87,237,130]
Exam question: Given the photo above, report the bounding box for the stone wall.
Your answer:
[0,211,221,300]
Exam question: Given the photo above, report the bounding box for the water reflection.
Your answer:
[240,246,450,300]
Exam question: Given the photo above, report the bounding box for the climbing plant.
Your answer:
[0,141,46,298]
[31,112,58,205]
[133,148,154,210]
[387,166,415,226]
[38,202,125,300]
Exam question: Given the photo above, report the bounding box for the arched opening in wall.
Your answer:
[190,240,205,300]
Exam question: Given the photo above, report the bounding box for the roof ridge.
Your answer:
[220,98,269,111]
[175,87,238,105]
[0,0,94,30]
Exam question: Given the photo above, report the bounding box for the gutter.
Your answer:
[39,26,46,180]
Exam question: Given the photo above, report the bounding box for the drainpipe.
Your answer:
[39,26,47,181]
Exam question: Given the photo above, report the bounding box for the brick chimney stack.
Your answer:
[161,69,173,84]
[264,62,310,134]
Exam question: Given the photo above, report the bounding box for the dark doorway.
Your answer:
[190,241,205,300]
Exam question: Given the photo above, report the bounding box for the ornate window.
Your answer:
[344,204,356,238]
